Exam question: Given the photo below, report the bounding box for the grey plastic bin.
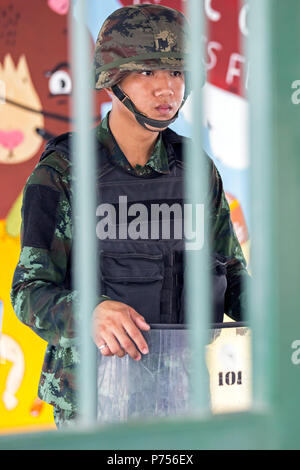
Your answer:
[97,322,248,424]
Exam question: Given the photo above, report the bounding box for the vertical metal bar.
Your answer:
[248,3,300,448]
[247,0,277,411]
[266,0,300,448]
[69,0,97,426]
[185,0,210,414]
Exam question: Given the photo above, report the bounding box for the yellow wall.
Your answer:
[0,220,55,433]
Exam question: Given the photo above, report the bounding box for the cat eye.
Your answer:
[48,70,72,96]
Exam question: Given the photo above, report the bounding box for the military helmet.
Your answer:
[94,4,189,90]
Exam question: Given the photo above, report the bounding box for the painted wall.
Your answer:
[0,0,104,432]
[0,0,250,433]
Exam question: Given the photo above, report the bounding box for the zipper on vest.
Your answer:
[170,251,174,319]
[101,251,163,260]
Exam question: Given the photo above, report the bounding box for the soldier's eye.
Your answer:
[171,71,182,77]
[140,71,153,76]
[49,70,72,95]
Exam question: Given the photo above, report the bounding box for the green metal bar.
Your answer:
[6,0,300,450]
[184,0,211,414]
[69,0,97,427]
[0,412,274,450]
[248,0,300,448]
[267,0,300,449]
[247,0,277,411]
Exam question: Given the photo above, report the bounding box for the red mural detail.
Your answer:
[47,0,70,15]
[0,0,106,220]
[225,192,248,245]
[120,0,183,10]
[205,0,246,96]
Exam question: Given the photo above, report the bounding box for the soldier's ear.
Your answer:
[104,87,113,98]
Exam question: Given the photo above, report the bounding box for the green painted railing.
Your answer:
[184,0,211,416]
[1,0,300,450]
[70,0,98,427]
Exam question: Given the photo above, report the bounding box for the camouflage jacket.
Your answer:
[11,114,249,412]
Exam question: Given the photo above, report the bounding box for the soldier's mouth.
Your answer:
[155,104,173,116]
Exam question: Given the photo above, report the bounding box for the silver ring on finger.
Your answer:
[98,343,108,351]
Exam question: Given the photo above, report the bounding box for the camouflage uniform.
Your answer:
[10,114,248,417]
[10,4,248,423]
[97,114,169,177]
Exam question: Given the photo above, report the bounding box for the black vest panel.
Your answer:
[40,129,228,325]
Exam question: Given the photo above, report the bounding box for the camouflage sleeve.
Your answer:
[10,158,108,347]
[209,159,250,322]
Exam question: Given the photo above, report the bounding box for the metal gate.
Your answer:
[1,0,300,450]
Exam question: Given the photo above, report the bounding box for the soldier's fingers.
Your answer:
[123,320,149,355]
[102,334,127,358]
[98,343,113,356]
[96,335,113,356]
[128,307,151,331]
[115,328,142,361]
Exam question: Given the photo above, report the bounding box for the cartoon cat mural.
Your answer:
[0,0,106,229]
[0,0,107,431]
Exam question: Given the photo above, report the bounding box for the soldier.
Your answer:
[11,4,249,428]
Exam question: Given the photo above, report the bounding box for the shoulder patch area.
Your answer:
[23,184,60,250]
[38,151,71,175]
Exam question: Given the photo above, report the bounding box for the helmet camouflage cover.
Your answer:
[94,4,189,90]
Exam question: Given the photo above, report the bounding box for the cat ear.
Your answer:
[16,54,30,77]
[47,0,70,15]
[3,54,16,75]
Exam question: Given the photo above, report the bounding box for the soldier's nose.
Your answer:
[153,72,174,96]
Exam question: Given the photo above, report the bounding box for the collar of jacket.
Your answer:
[97,113,173,175]
[39,122,186,173]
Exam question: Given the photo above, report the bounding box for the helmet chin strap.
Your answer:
[111,84,185,132]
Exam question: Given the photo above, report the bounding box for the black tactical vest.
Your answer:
[40,128,228,325]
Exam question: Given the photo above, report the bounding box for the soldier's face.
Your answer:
[117,69,185,130]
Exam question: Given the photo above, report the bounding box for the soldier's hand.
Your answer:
[92,300,150,360]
